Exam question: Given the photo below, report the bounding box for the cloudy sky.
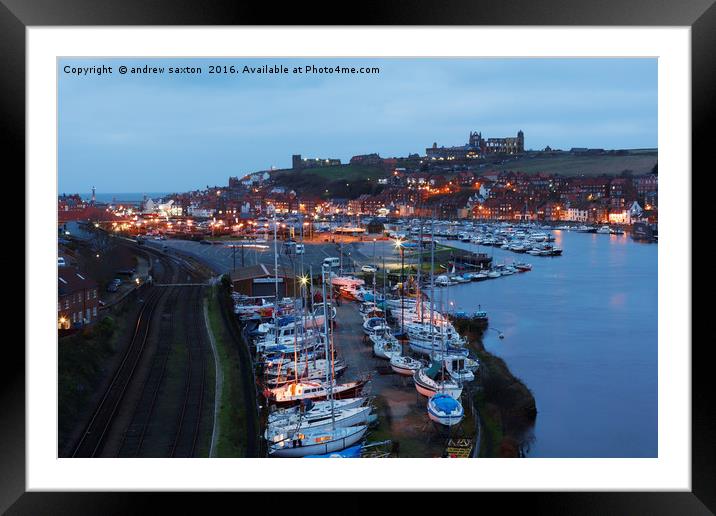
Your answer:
[58,58,657,193]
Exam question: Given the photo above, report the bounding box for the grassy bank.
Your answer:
[205,285,248,457]
[451,318,537,457]
[58,317,118,451]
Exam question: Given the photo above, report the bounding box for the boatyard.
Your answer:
[226,219,547,458]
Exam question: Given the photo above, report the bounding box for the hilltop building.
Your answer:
[426,129,525,160]
[292,154,341,170]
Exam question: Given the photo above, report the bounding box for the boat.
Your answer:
[435,275,457,287]
[264,359,348,387]
[439,353,476,383]
[267,397,367,423]
[389,354,424,376]
[597,225,611,234]
[267,425,368,458]
[370,332,402,360]
[514,262,532,272]
[363,317,391,336]
[427,393,464,427]
[264,378,369,406]
[468,271,488,281]
[487,270,502,278]
[413,361,463,399]
[266,405,372,438]
[312,302,337,320]
[329,274,365,289]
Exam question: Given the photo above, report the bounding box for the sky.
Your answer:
[58,58,657,193]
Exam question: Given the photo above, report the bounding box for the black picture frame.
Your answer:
[5,0,707,512]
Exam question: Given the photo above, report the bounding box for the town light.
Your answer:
[300,275,308,286]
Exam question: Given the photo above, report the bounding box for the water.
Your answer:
[446,231,657,457]
[75,192,171,204]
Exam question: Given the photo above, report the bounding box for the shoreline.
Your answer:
[451,317,537,457]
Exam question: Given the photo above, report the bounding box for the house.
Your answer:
[229,264,297,298]
[58,268,99,329]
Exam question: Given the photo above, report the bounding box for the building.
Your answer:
[229,264,297,298]
[425,129,525,161]
[58,268,99,329]
[292,154,341,170]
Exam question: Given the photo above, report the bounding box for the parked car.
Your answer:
[57,257,66,267]
[295,244,305,255]
[106,283,118,293]
[199,239,211,245]
[361,265,377,273]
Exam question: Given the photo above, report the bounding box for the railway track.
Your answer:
[71,251,189,458]
[71,286,164,458]
[116,286,181,457]
[170,285,208,457]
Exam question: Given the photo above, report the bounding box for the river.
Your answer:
[445,230,657,457]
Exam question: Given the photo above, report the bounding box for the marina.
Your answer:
[229,219,656,458]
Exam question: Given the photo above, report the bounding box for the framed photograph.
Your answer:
[7,0,708,512]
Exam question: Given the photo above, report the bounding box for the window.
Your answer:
[86,309,90,321]
[93,306,97,317]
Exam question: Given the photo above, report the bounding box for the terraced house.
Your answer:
[58,267,99,329]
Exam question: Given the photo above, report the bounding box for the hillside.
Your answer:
[485,151,658,176]
[271,164,389,199]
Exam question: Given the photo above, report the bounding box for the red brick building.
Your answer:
[58,268,99,329]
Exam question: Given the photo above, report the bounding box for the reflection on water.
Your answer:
[447,231,657,457]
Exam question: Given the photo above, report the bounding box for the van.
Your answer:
[323,257,340,268]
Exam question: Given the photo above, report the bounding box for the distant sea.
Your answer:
[76,192,171,204]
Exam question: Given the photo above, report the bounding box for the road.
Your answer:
[144,238,389,275]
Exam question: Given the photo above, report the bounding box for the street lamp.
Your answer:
[394,237,405,336]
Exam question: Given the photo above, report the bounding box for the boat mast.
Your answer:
[430,216,436,356]
[321,264,336,429]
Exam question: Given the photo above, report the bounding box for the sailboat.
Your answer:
[370,331,402,360]
[267,264,368,457]
[389,354,423,376]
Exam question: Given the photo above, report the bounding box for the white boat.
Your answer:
[266,405,372,438]
[439,353,477,383]
[435,275,457,287]
[427,393,464,427]
[362,317,391,336]
[413,362,463,399]
[469,271,488,281]
[267,425,368,458]
[370,333,402,360]
[597,225,612,234]
[267,397,367,424]
[389,354,423,376]
[487,270,502,278]
[312,302,337,320]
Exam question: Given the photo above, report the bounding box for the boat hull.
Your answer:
[268,426,367,458]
